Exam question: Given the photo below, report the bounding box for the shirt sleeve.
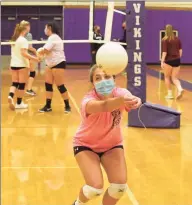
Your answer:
[43,36,54,51]
[114,88,132,112]
[81,94,97,119]
[114,87,132,98]
[21,38,29,49]
[119,30,126,43]
[162,40,167,52]
[91,33,97,51]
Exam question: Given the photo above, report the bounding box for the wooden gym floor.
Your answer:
[1,66,192,205]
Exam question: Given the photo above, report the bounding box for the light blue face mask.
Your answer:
[94,79,115,96]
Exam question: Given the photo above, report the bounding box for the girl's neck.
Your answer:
[20,33,25,37]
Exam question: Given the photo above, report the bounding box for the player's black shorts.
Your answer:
[11,67,25,70]
[73,145,123,158]
[165,58,181,67]
[51,61,66,69]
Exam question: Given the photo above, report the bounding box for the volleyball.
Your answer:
[96,42,128,75]
[37,47,45,60]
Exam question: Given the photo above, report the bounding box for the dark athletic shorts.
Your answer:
[11,67,25,70]
[51,61,66,69]
[73,145,123,158]
[165,58,181,67]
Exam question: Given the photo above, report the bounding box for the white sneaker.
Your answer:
[15,102,28,109]
[177,89,184,100]
[165,94,174,99]
[8,96,15,110]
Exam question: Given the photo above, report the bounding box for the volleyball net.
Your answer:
[1,1,127,46]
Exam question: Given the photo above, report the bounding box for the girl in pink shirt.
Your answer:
[73,65,142,205]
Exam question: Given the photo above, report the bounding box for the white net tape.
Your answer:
[1,40,127,46]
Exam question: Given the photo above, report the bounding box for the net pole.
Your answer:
[104,2,115,42]
[89,0,94,40]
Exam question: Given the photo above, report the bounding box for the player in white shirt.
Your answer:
[20,20,37,96]
[8,23,40,110]
[38,21,71,113]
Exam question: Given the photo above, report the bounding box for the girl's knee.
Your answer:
[87,180,104,190]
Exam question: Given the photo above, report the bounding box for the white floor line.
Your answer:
[68,91,81,114]
[126,188,139,205]
[2,166,78,169]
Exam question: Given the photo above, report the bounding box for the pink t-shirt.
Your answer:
[73,87,132,152]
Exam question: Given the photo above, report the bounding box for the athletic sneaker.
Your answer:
[177,89,184,100]
[15,102,28,109]
[165,94,174,99]
[8,96,15,110]
[26,89,36,96]
[64,107,71,113]
[39,105,52,113]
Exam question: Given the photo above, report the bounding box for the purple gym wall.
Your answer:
[1,6,192,64]
[1,6,63,55]
[64,8,124,63]
[145,9,192,64]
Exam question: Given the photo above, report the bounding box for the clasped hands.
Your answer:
[124,94,142,110]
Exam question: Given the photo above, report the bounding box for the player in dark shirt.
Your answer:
[161,24,184,100]
[90,25,103,66]
[119,21,126,50]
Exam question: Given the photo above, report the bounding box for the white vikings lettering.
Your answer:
[133,3,141,13]
[135,16,140,26]
[134,64,141,74]
[132,3,142,87]
[135,40,140,50]
[134,28,142,38]
[134,77,141,86]
[134,52,142,62]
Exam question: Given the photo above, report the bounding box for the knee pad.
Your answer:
[29,71,36,78]
[12,82,19,88]
[108,183,128,199]
[82,185,103,200]
[57,84,67,94]
[45,83,53,92]
[18,83,26,90]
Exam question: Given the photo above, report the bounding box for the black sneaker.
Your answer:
[39,105,52,113]
[26,89,36,96]
[64,107,71,113]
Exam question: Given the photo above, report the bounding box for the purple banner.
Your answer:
[126,0,146,103]
[126,1,146,126]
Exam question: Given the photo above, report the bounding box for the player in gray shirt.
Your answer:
[20,20,37,96]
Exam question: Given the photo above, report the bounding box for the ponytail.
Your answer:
[11,23,26,41]
[163,24,175,41]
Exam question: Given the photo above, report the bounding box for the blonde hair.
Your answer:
[11,23,27,41]
[163,24,175,41]
[89,64,115,83]
[89,64,102,83]
[20,20,30,27]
